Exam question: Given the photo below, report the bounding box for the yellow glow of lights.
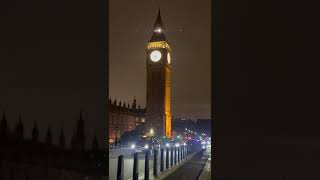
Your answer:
[150,128,154,135]
[165,65,172,138]
[154,28,162,33]
[147,41,171,51]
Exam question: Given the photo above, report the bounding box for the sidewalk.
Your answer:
[162,149,209,180]
[197,150,211,180]
[125,150,201,180]
[156,150,201,180]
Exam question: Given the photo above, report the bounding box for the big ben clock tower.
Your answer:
[146,10,172,138]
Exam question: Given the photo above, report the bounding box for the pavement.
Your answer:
[198,148,211,180]
[163,148,211,180]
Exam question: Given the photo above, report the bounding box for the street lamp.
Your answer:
[166,143,170,147]
[175,143,179,147]
[131,144,136,149]
[144,144,149,149]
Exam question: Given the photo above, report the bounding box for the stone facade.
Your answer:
[108,97,146,143]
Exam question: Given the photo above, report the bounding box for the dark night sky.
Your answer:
[0,0,107,148]
[109,0,211,120]
[215,0,320,179]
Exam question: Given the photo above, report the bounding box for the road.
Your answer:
[163,148,210,180]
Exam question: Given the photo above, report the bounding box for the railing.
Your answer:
[114,145,200,180]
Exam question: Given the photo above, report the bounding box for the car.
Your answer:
[135,136,161,152]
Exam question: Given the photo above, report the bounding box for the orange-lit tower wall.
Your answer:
[145,10,172,138]
[164,61,172,138]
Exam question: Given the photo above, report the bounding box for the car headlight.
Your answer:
[131,144,136,149]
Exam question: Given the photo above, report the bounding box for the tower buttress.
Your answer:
[132,97,137,110]
[15,115,24,140]
[0,112,8,137]
[72,109,85,150]
[45,125,52,145]
[59,129,65,148]
[32,121,39,142]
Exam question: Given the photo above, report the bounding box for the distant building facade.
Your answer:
[108,97,145,143]
[0,112,107,180]
[172,117,196,137]
[172,117,211,140]
[195,119,211,136]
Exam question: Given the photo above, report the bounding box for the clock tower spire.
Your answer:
[145,10,172,139]
[149,9,167,42]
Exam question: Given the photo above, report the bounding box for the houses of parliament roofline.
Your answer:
[108,97,146,115]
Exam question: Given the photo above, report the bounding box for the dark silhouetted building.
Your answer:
[195,119,211,136]
[172,117,196,133]
[0,112,107,180]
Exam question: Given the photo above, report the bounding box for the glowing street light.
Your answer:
[131,144,136,149]
[155,28,162,33]
[183,142,186,146]
[175,143,180,147]
[144,144,149,149]
[166,143,170,147]
[150,128,154,135]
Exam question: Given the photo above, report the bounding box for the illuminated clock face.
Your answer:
[167,53,171,64]
[150,50,162,62]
